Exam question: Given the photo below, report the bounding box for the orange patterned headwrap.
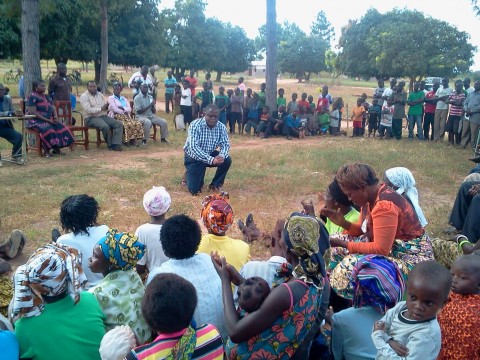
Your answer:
[201,192,234,235]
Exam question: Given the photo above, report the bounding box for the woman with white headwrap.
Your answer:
[135,186,171,276]
[13,244,105,360]
[384,167,428,227]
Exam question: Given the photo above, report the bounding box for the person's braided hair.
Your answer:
[60,195,99,235]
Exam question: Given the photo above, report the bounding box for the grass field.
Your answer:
[0,61,474,264]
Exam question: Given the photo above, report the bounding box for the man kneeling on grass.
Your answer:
[183,104,231,195]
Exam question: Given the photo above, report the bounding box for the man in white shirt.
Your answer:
[80,81,123,151]
[382,78,397,101]
[433,78,453,141]
[128,65,154,97]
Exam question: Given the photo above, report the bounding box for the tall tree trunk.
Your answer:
[265,0,277,111]
[215,71,222,82]
[99,0,108,93]
[21,0,41,99]
[94,60,101,84]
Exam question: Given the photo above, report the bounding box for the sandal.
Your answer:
[7,230,26,259]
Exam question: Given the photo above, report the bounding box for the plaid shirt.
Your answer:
[183,117,230,164]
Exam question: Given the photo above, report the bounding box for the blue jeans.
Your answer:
[408,114,424,139]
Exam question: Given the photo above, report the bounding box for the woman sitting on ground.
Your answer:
[213,213,324,359]
[56,194,109,288]
[26,80,75,157]
[13,244,105,360]
[197,192,250,271]
[329,255,405,360]
[88,229,151,344]
[108,82,143,146]
[135,186,170,278]
[321,163,433,298]
[127,273,224,360]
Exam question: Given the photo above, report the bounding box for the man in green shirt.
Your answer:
[407,82,425,140]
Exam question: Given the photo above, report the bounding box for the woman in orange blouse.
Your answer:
[321,163,434,298]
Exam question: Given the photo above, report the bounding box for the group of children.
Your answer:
[169,77,350,139]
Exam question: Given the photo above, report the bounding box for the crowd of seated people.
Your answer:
[0,162,479,360]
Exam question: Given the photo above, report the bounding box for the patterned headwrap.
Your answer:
[201,192,234,235]
[385,167,428,227]
[143,186,171,217]
[12,243,87,320]
[283,212,325,288]
[351,254,405,315]
[97,228,145,271]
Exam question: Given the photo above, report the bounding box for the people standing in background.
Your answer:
[149,67,159,101]
[237,76,246,95]
[423,81,440,141]
[445,80,466,146]
[164,71,177,114]
[181,80,193,127]
[461,80,480,149]
[382,78,397,105]
[388,81,407,140]
[407,82,425,140]
[48,63,72,102]
[433,78,453,142]
[373,79,386,108]
[277,88,286,108]
[127,65,154,98]
[185,70,198,97]
[229,87,243,134]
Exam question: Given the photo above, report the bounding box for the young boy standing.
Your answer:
[277,88,286,108]
[214,86,229,126]
[351,98,366,137]
[371,261,451,360]
[367,98,382,137]
[287,93,298,114]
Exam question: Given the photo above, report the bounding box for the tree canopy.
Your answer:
[337,8,476,82]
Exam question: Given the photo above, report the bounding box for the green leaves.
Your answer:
[337,9,476,80]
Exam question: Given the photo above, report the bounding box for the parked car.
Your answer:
[424,77,442,91]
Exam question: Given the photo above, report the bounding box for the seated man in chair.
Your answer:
[0,84,23,166]
[80,81,123,151]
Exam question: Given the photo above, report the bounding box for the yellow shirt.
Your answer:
[198,234,250,271]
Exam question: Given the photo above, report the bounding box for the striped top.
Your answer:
[126,324,224,360]
[448,92,465,116]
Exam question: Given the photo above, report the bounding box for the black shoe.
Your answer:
[109,145,123,151]
[52,228,61,243]
[237,219,246,232]
[470,155,480,163]
[161,138,169,143]
[246,213,254,228]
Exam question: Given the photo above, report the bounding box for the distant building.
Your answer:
[248,58,266,77]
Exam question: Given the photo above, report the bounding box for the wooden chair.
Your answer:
[22,100,45,157]
[54,100,89,151]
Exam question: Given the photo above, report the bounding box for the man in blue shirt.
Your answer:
[183,104,231,195]
[164,71,177,114]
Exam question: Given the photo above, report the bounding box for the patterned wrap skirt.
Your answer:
[113,113,144,142]
[329,233,434,299]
